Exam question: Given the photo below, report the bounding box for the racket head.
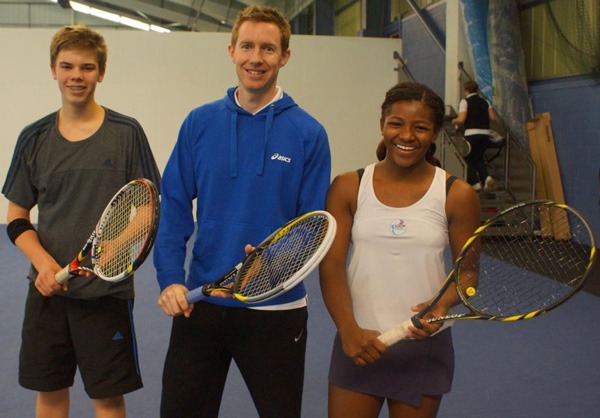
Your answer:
[231,210,336,303]
[448,200,596,321]
[451,135,471,157]
[92,178,160,282]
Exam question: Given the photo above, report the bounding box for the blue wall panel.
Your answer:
[460,0,493,101]
[401,3,446,99]
[528,76,600,239]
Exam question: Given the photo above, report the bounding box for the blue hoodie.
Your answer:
[154,87,331,307]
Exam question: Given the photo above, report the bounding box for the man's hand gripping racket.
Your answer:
[55,178,160,284]
[378,200,597,346]
[185,210,336,304]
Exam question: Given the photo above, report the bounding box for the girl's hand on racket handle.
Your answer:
[407,302,448,339]
[339,323,387,366]
[158,284,193,318]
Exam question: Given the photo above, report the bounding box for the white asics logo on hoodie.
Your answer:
[271,153,292,163]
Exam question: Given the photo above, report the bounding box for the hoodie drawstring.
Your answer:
[229,104,276,178]
[256,104,275,176]
[229,111,238,178]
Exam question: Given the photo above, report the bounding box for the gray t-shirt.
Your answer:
[2,107,161,299]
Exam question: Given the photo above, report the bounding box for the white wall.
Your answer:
[0,28,400,222]
[444,0,471,108]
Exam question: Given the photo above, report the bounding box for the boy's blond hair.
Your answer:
[50,24,108,74]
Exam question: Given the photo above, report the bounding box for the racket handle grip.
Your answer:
[185,286,207,304]
[55,266,73,284]
[377,318,412,347]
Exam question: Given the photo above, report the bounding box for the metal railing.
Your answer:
[457,62,536,204]
[391,53,535,204]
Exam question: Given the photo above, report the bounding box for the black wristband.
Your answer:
[7,218,36,245]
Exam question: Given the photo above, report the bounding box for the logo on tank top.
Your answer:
[390,219,407,236]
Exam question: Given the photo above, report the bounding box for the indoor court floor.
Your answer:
[1,225,599,417]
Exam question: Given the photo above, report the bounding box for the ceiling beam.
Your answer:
[84,0,232,29]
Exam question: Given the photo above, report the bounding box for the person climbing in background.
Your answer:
[452,80,496,192]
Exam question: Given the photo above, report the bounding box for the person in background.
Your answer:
[320,82,480,418]
[2,24,160,418]
[153,5,331,418]
[452,80,496,191]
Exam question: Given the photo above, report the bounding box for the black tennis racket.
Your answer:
[186,210,336,304]
[378,200,596,346]
[55,178,160,284]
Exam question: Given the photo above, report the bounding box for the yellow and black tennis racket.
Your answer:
[186,211,336,304]
[55,178,160,284]
[378,200,596,346]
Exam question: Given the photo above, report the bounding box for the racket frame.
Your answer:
[444,200,595,322]
[186,210,336,304]
[378,200,596,346]
[54,178,160,284]
[451,134,471,157]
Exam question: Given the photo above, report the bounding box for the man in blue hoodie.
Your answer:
[153,5,331,418]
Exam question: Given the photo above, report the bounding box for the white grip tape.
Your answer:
[377,318,412,347]
[55,265,72,284]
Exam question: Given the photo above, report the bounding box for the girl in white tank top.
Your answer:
[320,82,481,417]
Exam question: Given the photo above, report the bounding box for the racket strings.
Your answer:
[458,204,593,317]
[95,184,154,278]
[234,215,330,297]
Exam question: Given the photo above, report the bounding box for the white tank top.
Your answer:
[348,164,450,333]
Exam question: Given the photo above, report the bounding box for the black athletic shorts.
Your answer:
[19,283,143,399]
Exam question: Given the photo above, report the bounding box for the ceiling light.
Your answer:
[119,16,150,31]
[90,8,120,23]
[52,1,170,33]
[150,25,171,34]
[70,2,90,14]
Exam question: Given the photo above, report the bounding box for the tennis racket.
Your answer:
[55,178,160,284]
[378,200,596,347]
[186,210,336,304]
[451,134,471,157]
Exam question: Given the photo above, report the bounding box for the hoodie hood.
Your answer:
[225,87,297,177]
